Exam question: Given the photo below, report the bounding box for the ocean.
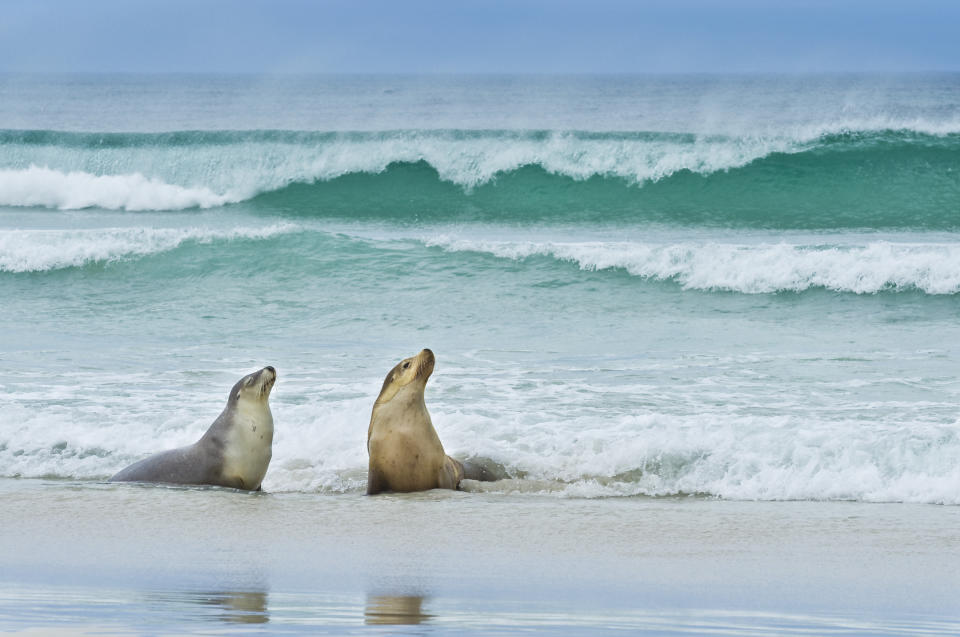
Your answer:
[1,73,959,634]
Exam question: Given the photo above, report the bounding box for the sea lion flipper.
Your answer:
[367,465,386,495]
[440,456,465,490]
[459,457,508,483]
[226,475,246,490]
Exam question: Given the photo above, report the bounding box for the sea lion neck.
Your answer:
[374,381,428,418]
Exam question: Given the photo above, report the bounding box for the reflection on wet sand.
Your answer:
[197,590,269,624]
[365,594,432,625]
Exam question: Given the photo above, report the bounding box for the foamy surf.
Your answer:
[5,398,959,505]
[3,359,958,505]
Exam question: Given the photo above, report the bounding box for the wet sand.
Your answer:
[1,478,958,635]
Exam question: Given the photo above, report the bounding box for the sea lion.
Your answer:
[366,349,496,495]
[109,366,276,491]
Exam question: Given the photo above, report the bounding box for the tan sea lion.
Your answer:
[109,366,276,491]
[366,349,496,495]
[365,595,431,625]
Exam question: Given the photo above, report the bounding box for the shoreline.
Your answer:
[2,479,958,634]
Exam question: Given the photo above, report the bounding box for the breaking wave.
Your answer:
[1,128,957,229]
[0,223,299,272]
[425,236,960,294]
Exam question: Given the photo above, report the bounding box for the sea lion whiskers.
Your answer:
[255,366,276,398]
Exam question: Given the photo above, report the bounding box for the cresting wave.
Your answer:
[427,236,960,294]
[1,128,958,228]
[0,223,299,273]
[0,128,810,207]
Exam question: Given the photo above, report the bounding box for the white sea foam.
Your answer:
[3,369,959,505]
[425,237,960,294]
[0,223,300,272]
[0,165,237,211]
[2,351,958,506]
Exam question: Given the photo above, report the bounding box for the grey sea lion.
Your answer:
[366,349,498,495]
[109,366,276,490]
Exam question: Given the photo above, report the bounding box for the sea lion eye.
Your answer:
[402,362,410,369]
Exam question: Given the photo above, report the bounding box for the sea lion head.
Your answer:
[229,366,277,405]
[375,349,434,406]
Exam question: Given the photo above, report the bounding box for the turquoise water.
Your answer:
[1,74,960,502]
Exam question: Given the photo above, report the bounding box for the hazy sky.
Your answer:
[2,0,958,74]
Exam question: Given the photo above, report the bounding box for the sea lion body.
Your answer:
[366,349,475,495]
[110,366,276,491]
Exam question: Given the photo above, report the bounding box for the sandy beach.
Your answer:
[1,478,958,635]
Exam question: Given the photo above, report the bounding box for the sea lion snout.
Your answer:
[257,366,277,396]
[417,349,435,378]
[237,366,276,399]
